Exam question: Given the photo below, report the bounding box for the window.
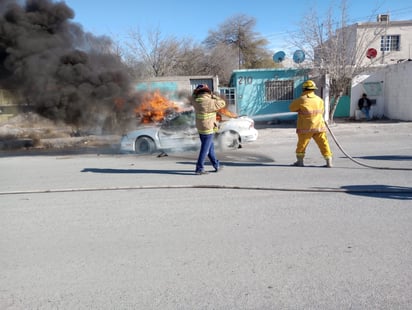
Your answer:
[265,80,294,102]
[219,88,236,106]
[380,35,400,51]
[377,14,389,22]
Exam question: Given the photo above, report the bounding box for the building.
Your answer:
[343,15,412,120]
[351,60,412,121]
[311,15,412,120]
[135,75,219,100]
[225,68,310,121]
[133,70,331,122]
[317,14,412,68]
[0,89,19,122]
[351,15,412,66]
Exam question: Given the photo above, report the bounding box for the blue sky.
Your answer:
[63,0,412,52]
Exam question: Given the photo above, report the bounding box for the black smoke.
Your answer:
[0,0,132,131]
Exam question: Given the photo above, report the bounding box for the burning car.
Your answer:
[120,109,258,155]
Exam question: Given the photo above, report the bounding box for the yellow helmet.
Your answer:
[302,80,317,90]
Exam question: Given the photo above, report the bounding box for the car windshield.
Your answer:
[162,111,195,130]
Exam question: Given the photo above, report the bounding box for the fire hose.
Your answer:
[325,122,412,171]
[1,184,411,195]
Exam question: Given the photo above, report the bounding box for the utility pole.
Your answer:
[238,25,241,69]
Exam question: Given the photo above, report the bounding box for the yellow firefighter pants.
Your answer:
[295,132,332,159]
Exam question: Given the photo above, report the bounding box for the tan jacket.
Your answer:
[192,93,226,134]
[289,90,326,134]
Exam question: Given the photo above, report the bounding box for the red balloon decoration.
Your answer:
[366,48,377,59]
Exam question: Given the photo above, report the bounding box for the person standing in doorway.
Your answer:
[358,93,372,120]
[289,80,333,168]
[192,84,226,175]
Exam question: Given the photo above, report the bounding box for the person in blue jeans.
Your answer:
[358,93,372,120]
[192,84,226,175]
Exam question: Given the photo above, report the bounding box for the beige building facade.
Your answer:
[354,15,412,66]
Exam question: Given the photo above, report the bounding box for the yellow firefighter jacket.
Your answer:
[192,93,226,135]
[289,90,326,134]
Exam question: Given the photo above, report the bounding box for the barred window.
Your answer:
[265,80,294,102]
[219,87,236,106]
[380,35,400,51]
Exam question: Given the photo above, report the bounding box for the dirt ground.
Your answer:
[0,113,121,154]
[1,112,410,156]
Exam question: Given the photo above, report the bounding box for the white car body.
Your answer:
[120,110,258,154]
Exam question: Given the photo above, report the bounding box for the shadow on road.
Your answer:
[354,155,412,161]
[176,161,281,168]
[340,184,412,200]
[81,168,194,176]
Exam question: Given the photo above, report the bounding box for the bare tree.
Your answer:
[203,14,275,70]
[290,0,385,122]
[207,44,239,86]
[171,43,210,76]
[124,16,276,84]
[126,27,227,80]
[126,27,188,78]
[122,55,149,81]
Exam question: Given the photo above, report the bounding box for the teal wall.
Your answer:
[229,69,309,118]
[333,95,350,117]
[135,81,180,100]
[135,81,178,93]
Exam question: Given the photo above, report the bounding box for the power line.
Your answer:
[260,5,412,49]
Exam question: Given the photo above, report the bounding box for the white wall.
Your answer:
[351,61,412,120]
[351,72,385,119]
[384,62,412,120]
[356,21,412,67]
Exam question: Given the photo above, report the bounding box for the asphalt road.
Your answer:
[1,121,411,309]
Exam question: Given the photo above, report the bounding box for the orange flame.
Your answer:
[134,91,179,123]
[216,107,237,121]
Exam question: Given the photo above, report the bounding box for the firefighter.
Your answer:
[289,80,333,167]
[192,84,226,175]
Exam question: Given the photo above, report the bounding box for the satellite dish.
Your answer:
[273,51,286,63]
[293,50,305,63]
[366,48,377,59]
